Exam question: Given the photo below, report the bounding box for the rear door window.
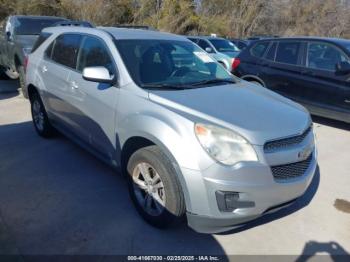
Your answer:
[307,42,349,71]
[51,34,82,69]
[251,42,270,58]
[77,36,115,74]
[275,41,301,65]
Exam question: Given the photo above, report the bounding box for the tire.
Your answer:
[127,145,186,228]
[17,65,26,97]
[30,92,55,138]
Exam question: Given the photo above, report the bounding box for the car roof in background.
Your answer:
[253,36,350,44]
[12,15,67,20]
[187,36,228,41]
[42,26,190,41]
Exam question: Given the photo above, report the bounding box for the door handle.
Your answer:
[70,81,79,89]
[345,99,350,104]
[42,66,48,73]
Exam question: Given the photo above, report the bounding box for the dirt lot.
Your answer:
[0,81,350,260]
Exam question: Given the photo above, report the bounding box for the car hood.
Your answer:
[15,35,39,49]
[148,81,311,145]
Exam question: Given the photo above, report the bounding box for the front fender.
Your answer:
[118,113,205,171]
[118,113,212,213]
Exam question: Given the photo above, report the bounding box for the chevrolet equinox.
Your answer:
[25,26,317,233]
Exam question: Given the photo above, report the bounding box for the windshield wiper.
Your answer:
[141,83,193,90]
[190,79,236,86]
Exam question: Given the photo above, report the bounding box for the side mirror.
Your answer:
[82,66,115,84]
[205,47,214,53]
[6,31,12,41]
[336,61,350,75]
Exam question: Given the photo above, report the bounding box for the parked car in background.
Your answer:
[0,15,67,95]
[233,37,350,123]
[188,36,240,72]
[26,26,316,233]
[229,38,249,50]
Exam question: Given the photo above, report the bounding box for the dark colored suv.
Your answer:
[233,37,350,123]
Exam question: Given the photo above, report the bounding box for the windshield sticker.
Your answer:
[194,52,215,63]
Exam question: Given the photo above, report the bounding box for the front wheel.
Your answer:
[30,92,54,138]
[127,146,186,228]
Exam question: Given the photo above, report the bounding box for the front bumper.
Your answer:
[182,144,317,234]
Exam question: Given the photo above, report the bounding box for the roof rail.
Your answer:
[53,20,94,28]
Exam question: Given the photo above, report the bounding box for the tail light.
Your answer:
[232,58,241,71]
[24,56,29,72]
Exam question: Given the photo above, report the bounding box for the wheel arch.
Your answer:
[27,84,39,102]
[241,75,266,87]
[119,128,195,213]
[217,60,229,70]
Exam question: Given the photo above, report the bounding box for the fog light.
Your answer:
[215,191,255,212]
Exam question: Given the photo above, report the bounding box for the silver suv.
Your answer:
[25,26,317,233]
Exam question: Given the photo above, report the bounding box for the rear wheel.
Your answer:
[30,92,54,138]
[127,146,186,228]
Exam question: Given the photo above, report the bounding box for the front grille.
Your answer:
[271,154,313,181]
[264,126,312,153]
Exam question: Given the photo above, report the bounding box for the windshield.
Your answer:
[115,39,236,88]
[209,39,240,53]
[15,18,65,35]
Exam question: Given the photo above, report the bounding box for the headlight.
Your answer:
[195,123,258,165]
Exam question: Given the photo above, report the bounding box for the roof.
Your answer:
[101,27,187,41]
[256,36,350,44]
[43,26,190,41]
[186,36,227,40]
[12,15,66,20]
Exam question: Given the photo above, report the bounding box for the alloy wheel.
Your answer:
[132,162,166,216]
[32,100,45,131]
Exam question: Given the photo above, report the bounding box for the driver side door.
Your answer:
[67,35,119,159]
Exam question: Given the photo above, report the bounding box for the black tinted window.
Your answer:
[77,36,114,73]
[15,18,65,35]
[251,42,269,58]
[197,40,212,51]
[51,34,82,69]
[276,42,301,65]
[237,41,247,50]
[307,42,349,71]
[31,32,52,53]
[265,42,277,61]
